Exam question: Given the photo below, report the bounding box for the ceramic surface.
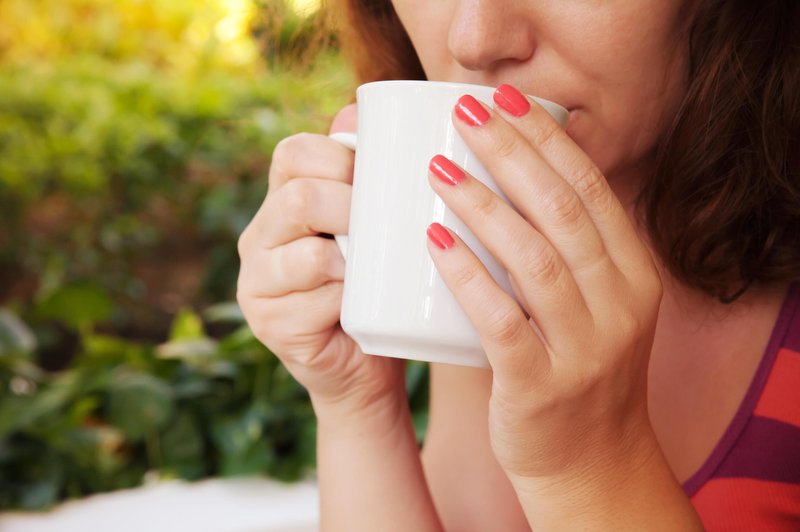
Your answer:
[332,81,567,368]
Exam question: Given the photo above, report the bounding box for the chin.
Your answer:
[564,109,598,163]
[565,114,617,178]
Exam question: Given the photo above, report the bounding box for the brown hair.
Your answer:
[332,0,800,302]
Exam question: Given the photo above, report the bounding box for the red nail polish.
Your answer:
[429,155,465,186]
[427,223,455,250]
[455,95,490,126]
[494,84,531,117]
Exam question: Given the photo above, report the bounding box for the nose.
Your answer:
[447,0,536,71]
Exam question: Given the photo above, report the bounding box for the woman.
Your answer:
[237,0,800,529]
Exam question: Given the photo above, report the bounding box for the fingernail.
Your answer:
[455,95,490,126]
[429,155,465,186]
[427,223,455,250]
[493,84,531,117]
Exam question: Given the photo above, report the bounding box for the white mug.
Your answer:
[330,80,568,368]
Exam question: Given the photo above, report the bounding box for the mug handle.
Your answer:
[327,132,358,260]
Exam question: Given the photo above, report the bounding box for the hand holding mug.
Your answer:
[237,104,407,422]
[425,84,665,493]
[330,81,567,368]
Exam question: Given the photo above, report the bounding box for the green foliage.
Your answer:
[0,51,350,332]
[0,308,295,509]
[0,0,432,512]
[0,306,431,510]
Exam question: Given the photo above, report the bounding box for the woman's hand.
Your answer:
[237,104,406,421]
[426,84,665,489]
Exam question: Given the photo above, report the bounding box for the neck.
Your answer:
[605,154,790,482]
[607,157,788,384]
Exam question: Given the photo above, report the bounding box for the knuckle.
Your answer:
[249,319,275,350]
[235,285,247,309]
[273,133,309,164]
[544,185,585,228]
[615,310,643,346]
[270,134,312,182]
[491,133,520,160]
[305,238,334,281]
[471,188,500,218]
[648,274,664,303]
[281,179,315,227]
[331,149,355,183]
[572,165,608,205]
[619,309,639,333]
[485,306,527,346]
[237,225,253,258]
[451,262,481,290]
[270,137,294,176]
[293,131,317,146]
[523,246,562,286]
[237,296,270,342]
[530,119,561,149]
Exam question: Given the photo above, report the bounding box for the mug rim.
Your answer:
[358,79,497,93]
[356,79,569,127]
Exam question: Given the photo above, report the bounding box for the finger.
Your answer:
[239,237,345,298]
[252,177,351,249]
[269,133,355,192]
[426,223,549,388]
[328,103,357,134]
[491,84,653,274]
[428,155,591,347]
[508,274,532,319]
[452,95,613,286]
[239,281,343,352]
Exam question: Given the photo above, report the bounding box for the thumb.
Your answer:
[328,103,358,134]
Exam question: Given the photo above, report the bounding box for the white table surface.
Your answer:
[0,477,320,532]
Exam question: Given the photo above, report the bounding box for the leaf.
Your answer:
[405,360,428,397]
[160,413,205,480]
[156,338,217,360]
[14,450,65,511]
[36,283,113,329]
[219,439,273,477]
[83,333,147,361]
[296,418,317,469]
[19,479,60,511]
[203,301,244,323]
[0,396,33,436]
[168,307,206,341]
[107,371,173,441]
[171,376,212,399]
[212,405,274,477]
[0,370,81,436]
[216,324,272,362]
[211,404,265,456]
[67,396,100,425]
[0,354,45,384]
[0,308,37,355]
[51,425,124,470]
[412,410,429,445]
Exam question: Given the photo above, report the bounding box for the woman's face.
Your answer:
[390,0,690,185]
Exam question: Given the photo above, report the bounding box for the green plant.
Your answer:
[0,49,351,334]
[0,303,432,510]
[0,0,433,513]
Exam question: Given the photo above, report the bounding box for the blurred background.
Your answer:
[0,0,429,513]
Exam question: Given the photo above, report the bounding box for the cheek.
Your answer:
[391,1,451,78]
[568,45,688,178]
[569,108,660,180]
[552,1,688,176]
[570,91,678,178]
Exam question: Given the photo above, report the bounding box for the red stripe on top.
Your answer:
[683,284,800,497]
[754,347,800,428]
[692,478,800,531]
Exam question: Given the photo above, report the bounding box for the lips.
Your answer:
[447,77,579,117]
